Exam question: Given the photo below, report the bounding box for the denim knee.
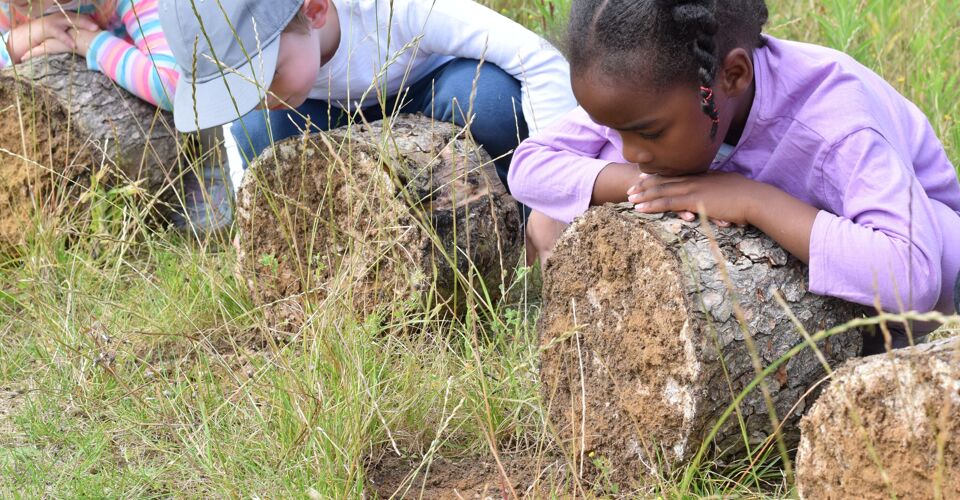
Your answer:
[953,270,959,313]
[229,101,347,167]
[429,61,527,153]
[425,59,529,190]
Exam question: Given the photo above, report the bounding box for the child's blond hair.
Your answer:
[283,10,310,34]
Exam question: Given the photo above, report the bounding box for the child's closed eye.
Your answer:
[636,129,663,140]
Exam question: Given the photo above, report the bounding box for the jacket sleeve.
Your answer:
[508,107,625,223]
[809,128,944,312]
[85,0,178,110]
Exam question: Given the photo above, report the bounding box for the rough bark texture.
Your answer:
[0,54,179,247]
[797,336,960,500]
[235,115,523,329]
[539,205,863,481]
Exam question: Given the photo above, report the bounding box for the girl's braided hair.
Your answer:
[567,0,768,138]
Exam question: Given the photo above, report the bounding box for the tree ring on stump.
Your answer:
[234,115,523,330]
[539,204,863,482]
[0,55,179,249]
[797,337,960,499]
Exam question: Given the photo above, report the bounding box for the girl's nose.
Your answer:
[622,140,654,165]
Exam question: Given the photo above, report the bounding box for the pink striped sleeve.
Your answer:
[86,0,179,110]
[0,4,28,68]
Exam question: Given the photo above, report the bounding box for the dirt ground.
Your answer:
[0,385,26,450]
[365,455,570,499]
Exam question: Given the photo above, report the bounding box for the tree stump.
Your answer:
[0,54,180,247]
[538,204,863,481]
[234,115,523,329]
[797,337,960,499]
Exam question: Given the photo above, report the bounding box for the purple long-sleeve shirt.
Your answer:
[508,36,960,316]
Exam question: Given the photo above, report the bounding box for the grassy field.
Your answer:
[1,0,958,497]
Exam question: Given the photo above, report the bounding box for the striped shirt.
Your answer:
[1,0,178,110]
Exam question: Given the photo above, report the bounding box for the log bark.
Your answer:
[797,336,960,500]
[538,204,863,481]
[0,54,180,247]
[234,114,524,329]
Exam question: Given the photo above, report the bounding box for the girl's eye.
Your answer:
[637,130,663,140]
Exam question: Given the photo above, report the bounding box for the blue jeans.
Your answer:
[230,58,529,193]
[954,270,959,314]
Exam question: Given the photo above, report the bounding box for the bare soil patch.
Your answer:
[0,385,27,449]
[366,455,569,499]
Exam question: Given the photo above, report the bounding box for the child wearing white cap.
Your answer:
[159,0,577,197]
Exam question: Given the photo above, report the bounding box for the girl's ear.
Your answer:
[302,0,331,28]
[718,48,754,98]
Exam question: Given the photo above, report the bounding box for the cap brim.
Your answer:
[173,39,281,132]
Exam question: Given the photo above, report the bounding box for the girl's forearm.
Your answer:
[592,162,641,205]
[4,24,32,63]
[746,183,818,263]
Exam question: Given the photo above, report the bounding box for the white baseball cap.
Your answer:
[159,0,304,131]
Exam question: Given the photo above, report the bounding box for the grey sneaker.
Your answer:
[172,128,234,236]
[171,164,234,235]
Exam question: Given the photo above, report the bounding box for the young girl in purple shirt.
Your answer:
[508,0,960,344]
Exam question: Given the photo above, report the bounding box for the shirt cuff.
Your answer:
[556,158,615,224]
[808,209,839,298]
[0,31,13,68]
[85,30,115,72]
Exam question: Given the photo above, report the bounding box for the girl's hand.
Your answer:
[21,25,101,60]
[676,210,732,228]
[626,172,761,226]
[5,11,99,63]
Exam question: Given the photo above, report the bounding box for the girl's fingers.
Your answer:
[22,38,72,60]
[628,172,665,195]
[631,180,696,214]
[53,29,77,49]
[627,180,684,204]
[675,212,729,226]
[21,45,45,61]
[633,196,675,214]
[72,14,99,31]
[37,18,74,48]
[43,12,99,33]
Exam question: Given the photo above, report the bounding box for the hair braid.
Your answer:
[660,0,721,137]
[566,0,768,140]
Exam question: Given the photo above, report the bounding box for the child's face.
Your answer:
[263,28,322,110]
[6,0,60,15]
[573,74,729,177]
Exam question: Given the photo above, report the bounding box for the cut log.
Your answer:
[538,204,863,481]
[797,337,960,499]
[234,115,523,329]
[0,54,180,247]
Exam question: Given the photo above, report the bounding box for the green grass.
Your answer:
[2,0,959,498]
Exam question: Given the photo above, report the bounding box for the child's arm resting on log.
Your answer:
[629,129,945,313]
[83,0,178,111]
[18,0,178,110]
[508,107,634,224]
[1,8,99,67]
